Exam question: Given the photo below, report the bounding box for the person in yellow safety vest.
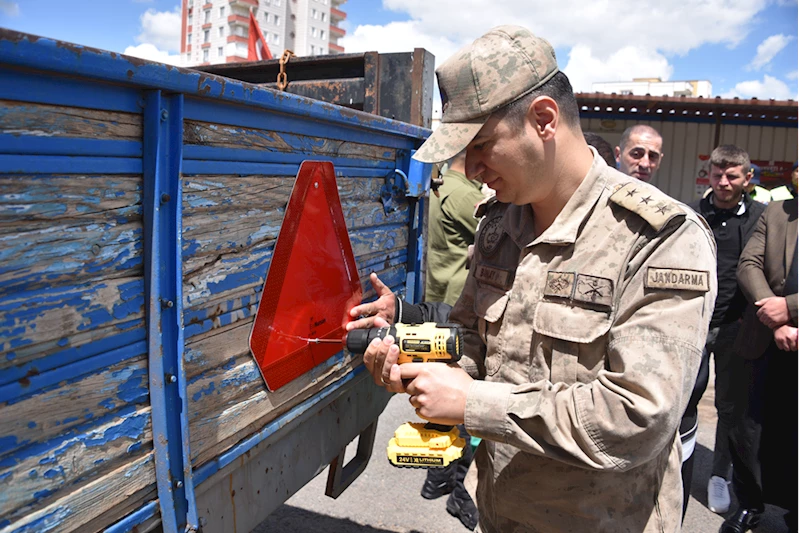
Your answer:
[769,163,797,201]
[746,164,772,204]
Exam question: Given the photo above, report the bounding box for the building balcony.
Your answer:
[329,24,345,37]
[201,42,211,48]
[227,35,249,44]
[225,55,249,63]
[331,0,345,6]
[330,6,346,22]
[202,23,212,29]
[229,0,258,7]
[329,42,344,54]
[202,3,213,9]
[228,14,249,26]
[186,44,192,52]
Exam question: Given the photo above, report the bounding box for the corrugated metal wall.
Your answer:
[581,117,798,204]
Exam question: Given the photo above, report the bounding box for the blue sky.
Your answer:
[1,0,797,100]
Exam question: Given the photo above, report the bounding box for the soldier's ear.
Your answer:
[529,96,557,141]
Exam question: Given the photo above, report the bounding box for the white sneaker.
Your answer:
[707,475,731,514]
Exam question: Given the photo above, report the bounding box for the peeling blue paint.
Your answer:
[99,398,115,410]
[33,487,58,499]
[126,441,142,454]
[43,467,63,479]
[27,421,36,429]
[84,413,148,448]
[191,381,215,402]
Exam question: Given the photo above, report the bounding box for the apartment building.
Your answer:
[181,0,347,66]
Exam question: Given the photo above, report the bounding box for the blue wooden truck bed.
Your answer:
[0,29,431,533]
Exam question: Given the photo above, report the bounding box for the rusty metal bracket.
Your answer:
[277,49,295,91]
[380,169,410,214]
[325,420,378,499]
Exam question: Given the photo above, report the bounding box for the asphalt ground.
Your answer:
[254,361,791,533]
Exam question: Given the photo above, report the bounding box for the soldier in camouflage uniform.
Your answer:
[358,25,717,532]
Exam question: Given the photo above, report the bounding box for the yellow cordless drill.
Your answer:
[346,322,467,468]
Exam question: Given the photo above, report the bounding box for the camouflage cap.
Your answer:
[414,25,559,164]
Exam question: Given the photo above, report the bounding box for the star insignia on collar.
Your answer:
[639,196,653,205]
[654,204,669,214]
[625,188,638,197]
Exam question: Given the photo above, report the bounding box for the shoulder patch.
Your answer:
[610,183,685,232]
[474,195,498,218]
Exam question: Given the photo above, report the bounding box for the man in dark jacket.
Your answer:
[682,145,766,516]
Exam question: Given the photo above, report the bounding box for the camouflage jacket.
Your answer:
[450,150,717,533]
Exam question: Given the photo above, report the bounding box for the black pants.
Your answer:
[680,321,742,518]
[425,424,474,499]
[730,343,798,514]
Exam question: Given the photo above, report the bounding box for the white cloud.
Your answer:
[722,75,797,100]
[787,70,799,80]
[341,0,769,105]
[123,43,182,66]
[341,21,461,63]
[0,1,19,17]
[747,34,793,71]
[563,45,674,93]
[377,0,766,56]
[135,8,181,52]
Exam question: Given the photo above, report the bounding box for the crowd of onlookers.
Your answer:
[607,125,796,533]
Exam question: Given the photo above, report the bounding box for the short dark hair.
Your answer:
[710,145,750,172]
[583,132,615,166]
[618,125,662,152]
[495,71,581,130]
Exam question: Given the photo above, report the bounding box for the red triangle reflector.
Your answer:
[249,161,362,391]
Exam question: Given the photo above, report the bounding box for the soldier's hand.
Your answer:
[346,273,396,331]
[773,325,798,352]
[402,363,472,426]
[362,324,405,393]
[755,296,790,329]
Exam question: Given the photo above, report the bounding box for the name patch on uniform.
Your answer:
[645,268,710,292]
[475,264,513,290]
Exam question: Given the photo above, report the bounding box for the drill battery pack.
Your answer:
[386,422,466,468]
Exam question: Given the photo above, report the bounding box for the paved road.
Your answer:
[254,362,790,533]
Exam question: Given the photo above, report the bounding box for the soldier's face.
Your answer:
[615,133,663,181]
[709,164,750,207]
[464,114,545,206]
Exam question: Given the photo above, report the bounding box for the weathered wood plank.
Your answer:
[0,100,142,141]
[0,406,152,521]
[74,490,158,533]
[181,175,406,277]
[182,226,407,311]
[0,355,148,458]
[0,277,144,370]
[184,120,396,162]
[0,176,141,223]
[0,218,142,294]
[190,353,361,467]
[181,250,406,347]
[0,452,155,533]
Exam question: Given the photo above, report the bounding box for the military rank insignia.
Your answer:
[544,271,614,310]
